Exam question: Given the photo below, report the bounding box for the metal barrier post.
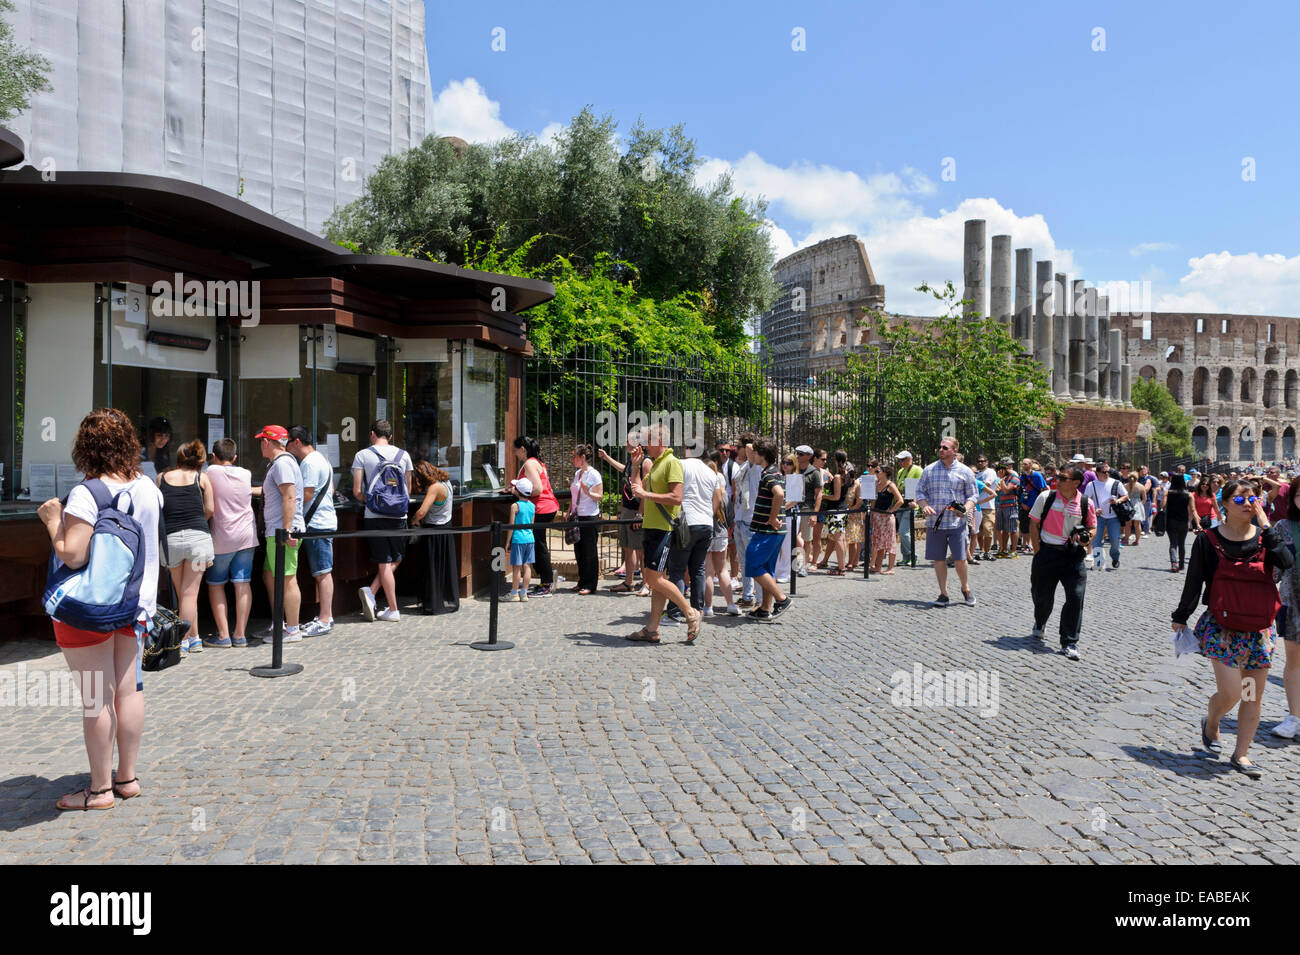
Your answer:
[472,521,514,651]
[863,506,871,580]
[788,509,798,596]
[910,507,917,568]
[252,528,304,678]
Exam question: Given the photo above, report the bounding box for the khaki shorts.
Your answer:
[617,505,644,551]
[979,509,995,536]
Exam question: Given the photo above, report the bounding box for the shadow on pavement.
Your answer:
[0,774,87,830]
[983,634,1059,654]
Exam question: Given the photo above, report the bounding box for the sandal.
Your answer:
[57,785,114,811]
[685,609,703,643]
[112,776,141,800]
[625,627,661,644]
[608,582,636,593]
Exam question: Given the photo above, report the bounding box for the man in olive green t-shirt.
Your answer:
[628,423,698,642]
[895,450,924,565]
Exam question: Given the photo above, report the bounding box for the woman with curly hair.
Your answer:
[38,408,164,810]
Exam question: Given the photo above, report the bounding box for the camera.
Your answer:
[946,500,967,515]
[1068,524,1093,547]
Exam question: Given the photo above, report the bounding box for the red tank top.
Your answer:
[520,459,559,514]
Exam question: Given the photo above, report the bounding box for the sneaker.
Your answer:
[376,608,400,622]
[1008,551,1020,559]
[932,594,950,608]
[520,590,529,602]
[725,604,740,616]
[534,584,555,598]
[983,552,993,561]
[184,636,203,653]
[202,636,232,649]
[1272,714,1300,739]
[969,553,980,563]
[702,607,714,617]
[746,608,771,621]
[1111,558,1119,570]
[770,597,793,618]
[231,636,248,648]
[1063,645,1079,661]
[776,577,790,585]
[358,587,377,622]
[1030,625,1044,640]
[281,627,303,643]
[962,590,976,607]
[301,618,333,637]
[731,580,743,592]
[796,568,808,578]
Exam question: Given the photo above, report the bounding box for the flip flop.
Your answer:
[625,627,661,644]
[112,777,141,799]
[608,582,636,593]
[57,786,114,811]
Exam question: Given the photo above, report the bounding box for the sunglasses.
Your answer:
[1231,495,1259,505]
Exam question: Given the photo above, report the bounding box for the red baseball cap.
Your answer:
[253,425,288,441]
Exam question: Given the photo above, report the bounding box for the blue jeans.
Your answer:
[896,508,915,564]
[1093,515,1122,564]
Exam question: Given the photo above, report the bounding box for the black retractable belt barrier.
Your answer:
[251,528,305,678]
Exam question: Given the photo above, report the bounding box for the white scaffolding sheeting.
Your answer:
[28,0,78,172]
[163,0,204,183]
[122,0,166,175]
[304,2,338,235]
[270,0,307,229]
[361,3,392,184]
[201,0,241,198]
[76,0,123,171]
[237,0,275,217]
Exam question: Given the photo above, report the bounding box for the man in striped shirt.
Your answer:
[914,437,978,607]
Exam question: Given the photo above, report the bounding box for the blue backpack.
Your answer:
[364,447,410,516]
[43,480,147,632]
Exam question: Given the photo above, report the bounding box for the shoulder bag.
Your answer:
[142,506,187,672]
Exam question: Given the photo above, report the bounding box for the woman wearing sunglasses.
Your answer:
[1171,479,1293,778]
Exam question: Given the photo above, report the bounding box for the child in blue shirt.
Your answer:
[508,478,536,601]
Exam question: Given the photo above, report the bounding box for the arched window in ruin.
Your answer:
[1139,365,1156,381]
[1192,426,1209,455]
[1217,367,1234,401]
[1215,426,1231,460]
[1285,426,1297,459]
[1240,367,1257,403]
[1167,368,1184,405]
[1239,425,1255,462]
[812,317,828,352]
[1265,345,1279,365]
[1192,367,1209,405]
[833,315,847,349]
[1264,369,1279,408]
[1288,370,1299,410]
[1262,428,1277,461]
[1165,344,1182,362]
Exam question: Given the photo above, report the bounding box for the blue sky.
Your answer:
[426,0,1300,317]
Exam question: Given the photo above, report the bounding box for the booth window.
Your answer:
[0,279,26,500]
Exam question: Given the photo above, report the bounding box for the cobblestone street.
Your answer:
[4,538,1298,865]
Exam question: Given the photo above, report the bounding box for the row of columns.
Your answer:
[963,218,1131,406]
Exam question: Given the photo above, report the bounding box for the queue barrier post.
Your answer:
[251,527,304,678]
[863,506,871,580]
[472,520,514,651]
[910,507,917,568]
[788,509,798,596]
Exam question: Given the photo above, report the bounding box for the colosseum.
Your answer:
[1118,311,1300,464]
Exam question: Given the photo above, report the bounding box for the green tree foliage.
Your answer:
[806,281,1059,460]
[0,0,51,123]
[1132,376,1194,457]
[325,108,777,348]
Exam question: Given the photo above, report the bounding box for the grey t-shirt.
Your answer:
[262,452,305,535]
[350,444,413,520]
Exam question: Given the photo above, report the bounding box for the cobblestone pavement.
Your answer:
[3,535,1299,865]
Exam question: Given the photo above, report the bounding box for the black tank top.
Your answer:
[160,473,208,534]
[619,456,639,509]
[875,488,895,511]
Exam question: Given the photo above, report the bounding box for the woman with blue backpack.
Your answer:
[39,408,164,810]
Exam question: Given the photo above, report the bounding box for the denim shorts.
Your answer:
[302,537,334,576]
[205,547,255,585]
[511,542,535,566]
[165,528,214,569]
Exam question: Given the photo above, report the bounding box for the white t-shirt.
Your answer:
[350,444,414,520]
[262,452,305,535]
[785,470,805,514]
[298,449,337,531]
[63,476,164,620]
[678,457,717,528]
[1086,477,1121,519]
[570,464,602,517]
[977,467,998,510]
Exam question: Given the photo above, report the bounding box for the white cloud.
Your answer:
[537,122,566,149]
[1154,251,1300,316]
[1130,241,1174,256]
[431,78,516,144]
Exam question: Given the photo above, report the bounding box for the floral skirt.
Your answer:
[824,512,847,535]
[1194,610,1275,670]
[870,510,898,552]
[846,512,865,545]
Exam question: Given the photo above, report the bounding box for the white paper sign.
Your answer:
[375,398,387,421]
[203,378,224,416]
[56,464,82,497]
[325,434,341,468]
[323,323,338,358]
[29,463,56,500]
[905,477,920,499]
[497,440,506,466]
[207,417,225,451]
[859,474,877,500]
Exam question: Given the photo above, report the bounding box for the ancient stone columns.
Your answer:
[1053,272,1070,399]
[1109,327,1123,406]
[1084,287,1099,401]
[1015,248,1033,352]
[963,220,987,319]
[1034,260,1053,378]
[990,234,1012,329]
[1098,294,1111,404]
[1069,279,1086,400]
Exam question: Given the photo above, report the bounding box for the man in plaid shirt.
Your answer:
[914,437,979,607]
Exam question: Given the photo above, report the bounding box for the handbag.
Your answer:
[142,510,186,672]
[1153,507,1167,536]
[565,523,581,545]
[655,501,692,549]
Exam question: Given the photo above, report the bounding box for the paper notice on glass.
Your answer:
[325,434,340,468]
[203,378,224,415]
[859,474,877,500]
[57,464,83,497]
[375,397,387,421]
[29,463,56,500]
[464,422,478,450]
[905,477,920,499]
[207,417,225,451]
[497,440,506,466]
